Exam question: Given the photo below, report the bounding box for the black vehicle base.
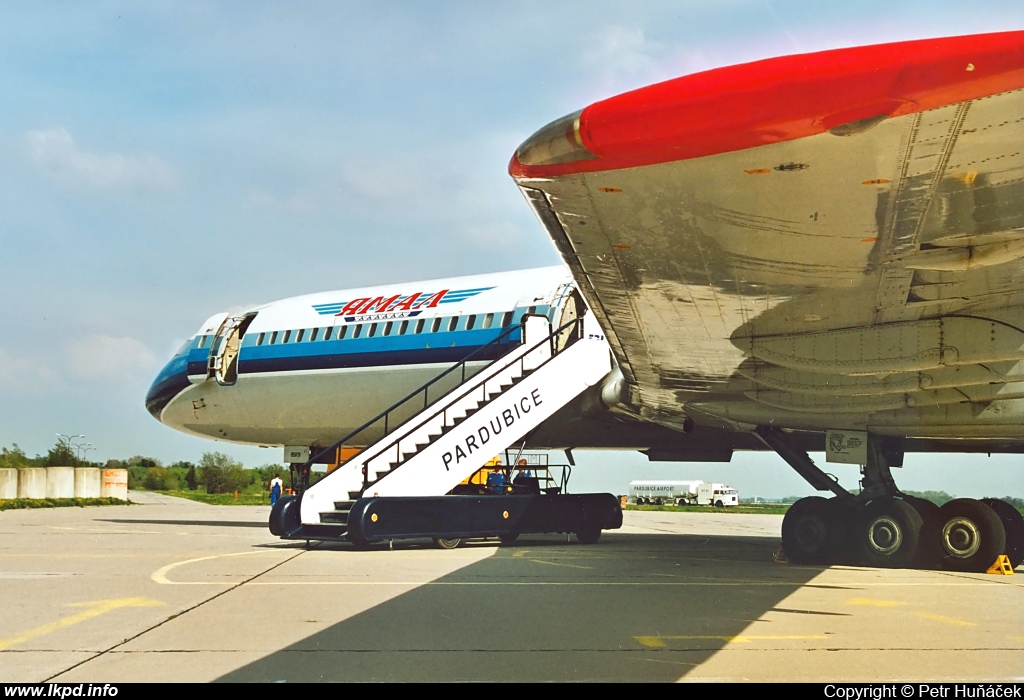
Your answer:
[279,493,622,545]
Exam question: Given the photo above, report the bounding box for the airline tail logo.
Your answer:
[312,287,494,322]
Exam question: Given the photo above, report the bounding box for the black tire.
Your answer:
[498,532,519,544]
[576,525,601,545]
[268,496,300,537]
[936,499,1006,572]
[902,495,942,569]
[981,498,1024,569]
[349,536,371,550]
[781,496,842,564]
[715,500,724,508]
[433,537,461,550]
[853,497,922,569]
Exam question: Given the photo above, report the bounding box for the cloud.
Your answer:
[248,188,317,215]
[26,128,177,194]
[0,347,60,391]
[66,334,157,381]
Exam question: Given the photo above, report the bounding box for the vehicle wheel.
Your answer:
[654,498,663,506]
[576,525,601,545]
[902,495,941,569]
[781,496,845,564]
[981,498,1024,569]
[854,497,922,568]
[937,499,1006,572]
[715,500,724,508]
[433,537,461,550]
[636,497,645,506]
[498,532,519,544]
[349,536,371,550]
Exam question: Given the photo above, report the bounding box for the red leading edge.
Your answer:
[509,31,1024,178]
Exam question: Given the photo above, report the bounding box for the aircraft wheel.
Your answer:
[576,525,601,545]
[498,532,519,544]
[853,497,922,569]
[434,537,462,550]
[981,498,1024,569]
[937,499,1006,572]
[781,496,845,564]
[902,496,942,569]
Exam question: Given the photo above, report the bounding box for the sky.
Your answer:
[1,1,1022,498]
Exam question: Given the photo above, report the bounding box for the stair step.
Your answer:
[333,500,356,510]
[319,511,350,525]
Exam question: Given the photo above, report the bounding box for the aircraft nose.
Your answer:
[145,353,191,421]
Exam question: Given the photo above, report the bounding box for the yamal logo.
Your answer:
[312,287,494,322]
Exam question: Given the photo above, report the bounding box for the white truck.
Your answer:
[629,480,739,507]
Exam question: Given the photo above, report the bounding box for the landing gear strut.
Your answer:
[758,427,1017,572]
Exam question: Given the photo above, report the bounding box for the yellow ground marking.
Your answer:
[525,558,594,570]
[0,597,164,651]
[512,550,529,558]
[914,611,975,627]
[151,550,286,585]
[845,598,906,607]
[635,634,826,649]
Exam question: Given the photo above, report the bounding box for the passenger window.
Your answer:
[383,321,392,337]
[430,318,441,333]
[528,305,537,315]
[296,329,305,343]
[335,326,345,340]
[447,317,458,332]
[501,312,513,327]
[368,323,377,338]
[415,319,425,334]
[270,331,278,344]
[282,330,291,344]
[352,325,362,339]
[310,328,319,342]
[399,320,408,335]
[256,333,265,346]
[482,313,493,329]
[466,315,476,331]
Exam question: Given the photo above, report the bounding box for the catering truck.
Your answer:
[629,480,739,507]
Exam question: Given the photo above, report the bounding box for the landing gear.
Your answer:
[853,497,922,569]
[981,498,1024,569]
[934,499,1005,572]
[433,537,462,550]
[498,532,520,544]
[760,427,1011,572]
[781,496,846,564]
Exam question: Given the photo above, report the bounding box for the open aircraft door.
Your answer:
[207,312,257,386]
[552,283,587,352]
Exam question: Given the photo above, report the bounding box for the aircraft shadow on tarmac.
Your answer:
[216,532,830,682]
[97,518,268,529]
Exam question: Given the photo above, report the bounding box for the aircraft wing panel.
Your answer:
[512,32,1024,436]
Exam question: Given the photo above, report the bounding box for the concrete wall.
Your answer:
[101,469,128,500]
[17,468,47,499]
[0,469,17,499]
[46,467,75,498]
[74,468,102,498]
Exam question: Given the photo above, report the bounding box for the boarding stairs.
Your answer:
[294,314,611,538]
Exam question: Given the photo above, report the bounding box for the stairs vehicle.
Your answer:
[269,314,622,547]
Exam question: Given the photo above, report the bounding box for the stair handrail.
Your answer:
[356,316,585,491]
[301,322,524,474]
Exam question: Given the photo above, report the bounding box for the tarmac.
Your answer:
[0,491,1021,682]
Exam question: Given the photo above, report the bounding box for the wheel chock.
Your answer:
[986,554,1014,575]
[774,545,789,565]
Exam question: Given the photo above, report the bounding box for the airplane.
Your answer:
[147,30,1024,572]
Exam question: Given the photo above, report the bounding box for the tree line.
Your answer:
[0,441,290,495]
